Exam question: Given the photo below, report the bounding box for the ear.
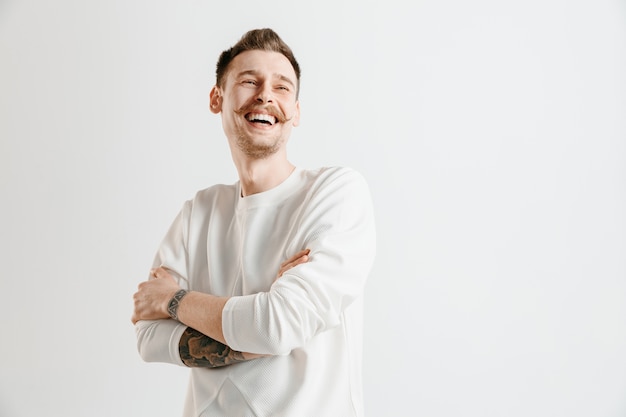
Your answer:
[209,85,222,114]
[292,100,301,127]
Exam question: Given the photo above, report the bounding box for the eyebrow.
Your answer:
[236,70,296,89]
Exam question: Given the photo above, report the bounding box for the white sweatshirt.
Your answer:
[135,166,376,417]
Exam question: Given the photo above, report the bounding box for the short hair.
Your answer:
[215,28,301,97]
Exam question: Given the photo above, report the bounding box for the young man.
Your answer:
[132,28,376,416]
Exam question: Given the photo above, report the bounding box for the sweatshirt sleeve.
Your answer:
[222,168,376,355]
[134,202,191,366]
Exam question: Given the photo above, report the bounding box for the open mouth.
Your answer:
[245,112,277,126]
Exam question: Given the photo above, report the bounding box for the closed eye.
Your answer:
[274,84,292,94]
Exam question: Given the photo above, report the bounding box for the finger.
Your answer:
[153,267,170,279]
[287,254,309,269]
[290,256,308,271]
[280,249,310,268]
[278,253,309,276]
[281,249,309,266]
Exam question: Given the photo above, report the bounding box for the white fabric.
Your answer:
[135,166,376,417]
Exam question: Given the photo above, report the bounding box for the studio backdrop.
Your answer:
[1,1,625,416]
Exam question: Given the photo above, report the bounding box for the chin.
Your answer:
[237,137,282,159]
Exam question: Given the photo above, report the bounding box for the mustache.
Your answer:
[234,104,292,123]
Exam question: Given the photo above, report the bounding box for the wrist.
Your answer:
[167,289,188,321]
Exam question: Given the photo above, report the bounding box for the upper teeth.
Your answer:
[247,113,276,124]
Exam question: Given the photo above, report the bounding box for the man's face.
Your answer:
[210,50,300,159]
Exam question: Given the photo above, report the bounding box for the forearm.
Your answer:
[179,327,264,368]
[176,291,229,345]
[135,319,187,366]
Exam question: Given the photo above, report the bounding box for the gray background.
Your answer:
[1,0,625,416]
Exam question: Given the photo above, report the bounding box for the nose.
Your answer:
[255,83,273,103]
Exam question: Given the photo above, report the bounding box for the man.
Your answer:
[132,28,376,416]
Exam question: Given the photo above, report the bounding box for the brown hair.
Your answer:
[215,28,301,97]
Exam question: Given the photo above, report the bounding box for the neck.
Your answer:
[233,153,295,197]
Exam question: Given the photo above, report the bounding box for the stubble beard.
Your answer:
[235,131,284,159]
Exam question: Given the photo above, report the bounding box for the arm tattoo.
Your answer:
[179,327,248,368]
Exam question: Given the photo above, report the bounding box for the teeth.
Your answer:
[246,113,276,125]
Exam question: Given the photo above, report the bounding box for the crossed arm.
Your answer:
[132,249,310,368]
[178,326,250,367]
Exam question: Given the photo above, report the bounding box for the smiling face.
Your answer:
[210,50,300,160]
